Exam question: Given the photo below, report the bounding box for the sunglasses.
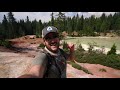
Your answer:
[44,34,59,41]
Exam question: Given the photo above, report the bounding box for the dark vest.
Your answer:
[43,49,67,78]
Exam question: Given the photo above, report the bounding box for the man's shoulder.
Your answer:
[35,49,48,60]
[32,49,48,65]
[37,49,47,55]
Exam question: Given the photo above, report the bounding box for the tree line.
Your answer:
[0,12,120,39]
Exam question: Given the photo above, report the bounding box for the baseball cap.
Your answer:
[42,26,58,38]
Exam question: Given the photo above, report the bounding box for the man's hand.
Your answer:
[67,42,74,52]
[67,42,75,62]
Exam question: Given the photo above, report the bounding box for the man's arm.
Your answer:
[18,51,47,78]
[18,65,46,78]
[67,43,75,62]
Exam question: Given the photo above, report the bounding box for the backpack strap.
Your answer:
[42,49,61,78]
[42,48,67,78]
[41,49,52,78]
[59,48,67,60]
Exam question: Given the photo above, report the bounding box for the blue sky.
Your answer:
[0,12,115,23]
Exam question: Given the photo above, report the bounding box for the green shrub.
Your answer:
[87,42,98,53]
[36,33,41,38]
[74,43,86,60]
[99,68,107,72]
[107,44,116,55]
[115,30,120,36]
[38,43,45,49]
[88,44,93,53]
[62,41,69,53]
[75,51,120,70]
[59,33,65,40]
[104,54,120,69]
[73,43,120,70]
[68,61,93,75]
[0,40,12,48]
[75,50,84,61]
[77,44,85,52]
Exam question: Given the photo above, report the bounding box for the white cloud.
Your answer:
[87,12,115,17]
[0,12,52,23]
[13,12,52,22]
[78,12,115,18]
[64,12,78,17]
[0,12,116,23]
[0,12,8,21]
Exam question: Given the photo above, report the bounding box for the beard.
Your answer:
[44,38,60,53]
[47,42,59,53]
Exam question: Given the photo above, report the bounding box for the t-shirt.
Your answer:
[32,47,68,78]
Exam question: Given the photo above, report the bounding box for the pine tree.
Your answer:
[80,15,84,30]
[19,19,26,36]
[25,16,32,35]
[55,12,66,32]
[18,26,25,36]
[2,15,9,39]
[7,12,17,38]
[107,44,116,55]
[51,12,54,26]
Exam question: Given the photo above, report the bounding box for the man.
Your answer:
[18,26,74,78]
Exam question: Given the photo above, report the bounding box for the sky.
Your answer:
[0,12,115,23]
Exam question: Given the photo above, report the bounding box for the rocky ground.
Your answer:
[0,35,120,78]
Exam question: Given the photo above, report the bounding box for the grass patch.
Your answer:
[99,68,107,72]
[68,61,93,75]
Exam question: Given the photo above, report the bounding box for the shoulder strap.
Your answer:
[41,49,53,78]
[43,49,64,78]
[59,48,67,60]
[42,49,66,78]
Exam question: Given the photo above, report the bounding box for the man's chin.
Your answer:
[51,46,58,52]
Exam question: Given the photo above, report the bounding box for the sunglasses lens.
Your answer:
[45,34,59,40]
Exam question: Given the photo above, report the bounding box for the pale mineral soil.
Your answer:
[67,62,120,78]
[0,35,120,78]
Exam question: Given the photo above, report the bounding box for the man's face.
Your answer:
[44,32,60,53]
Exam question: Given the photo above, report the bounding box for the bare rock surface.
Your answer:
[0,36,120,78]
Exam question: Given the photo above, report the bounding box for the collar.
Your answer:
[44,47,60,56]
